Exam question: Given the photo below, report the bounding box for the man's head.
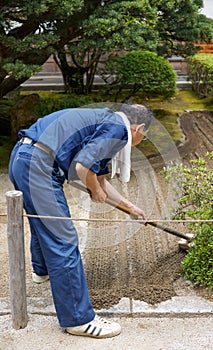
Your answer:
[119,102,153,130]
[119,102,154,146]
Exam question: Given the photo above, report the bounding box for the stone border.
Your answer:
[1,296,213,318]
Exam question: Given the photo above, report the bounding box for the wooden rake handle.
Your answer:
[69,181,192,241]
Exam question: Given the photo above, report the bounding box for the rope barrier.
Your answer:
[22,213,213,223]
[1,212,212,223]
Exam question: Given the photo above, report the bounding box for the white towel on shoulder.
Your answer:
[111,112,132,183]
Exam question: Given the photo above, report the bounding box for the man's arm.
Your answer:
[75,162,107,202]
[97,175,147,221]
[76,162,147,221]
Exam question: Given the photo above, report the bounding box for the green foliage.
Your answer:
[164,153,213,287]
[32,93,103,117]
[197,14,213,43]
[154,0,213,57]
[82,1,158,52]
[187,54,213,97]
[182,223,213,288]
[3,60,41,80]
[101,50,177,100]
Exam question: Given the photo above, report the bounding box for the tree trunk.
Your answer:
[57,51,88,94]
[85,53,101,93]
[0,76,26,99]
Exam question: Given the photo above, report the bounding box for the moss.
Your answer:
[144,90,213,113]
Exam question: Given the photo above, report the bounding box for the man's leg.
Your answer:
[9,142,48,280]
[10,145,95,327]
[30,215,95,327]
[9,144,121,337]
[28,219,49,283]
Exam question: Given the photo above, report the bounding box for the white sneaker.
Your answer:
[66,315,121,338]
[32,272,49,284]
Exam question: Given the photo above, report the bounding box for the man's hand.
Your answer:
[90,187,107,203]
[76,163,108,203]
[76,163,147,216]
[97,176,147,224]
[129,206,147,224]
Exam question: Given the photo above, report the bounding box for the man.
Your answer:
[9,103,153,338]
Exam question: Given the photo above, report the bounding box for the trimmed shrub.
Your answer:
[101,50,177,100]
[187,54,213,96]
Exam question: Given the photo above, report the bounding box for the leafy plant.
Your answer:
[164,152,213,287]
[100,50,177,101]
[187,54,213,97]
[32,93,102,117]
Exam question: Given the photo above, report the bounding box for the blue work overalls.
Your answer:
[8,108,128,327]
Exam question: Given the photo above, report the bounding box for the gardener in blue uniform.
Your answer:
[9,104,153,338]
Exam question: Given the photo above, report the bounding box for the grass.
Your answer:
[0,89,213,168]
[142,89,213,112]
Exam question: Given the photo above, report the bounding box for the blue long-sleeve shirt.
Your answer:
[18,108,128,180]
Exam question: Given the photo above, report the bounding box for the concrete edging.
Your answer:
[1,296,213,318]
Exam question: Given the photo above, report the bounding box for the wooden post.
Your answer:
[6,190,28,329]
